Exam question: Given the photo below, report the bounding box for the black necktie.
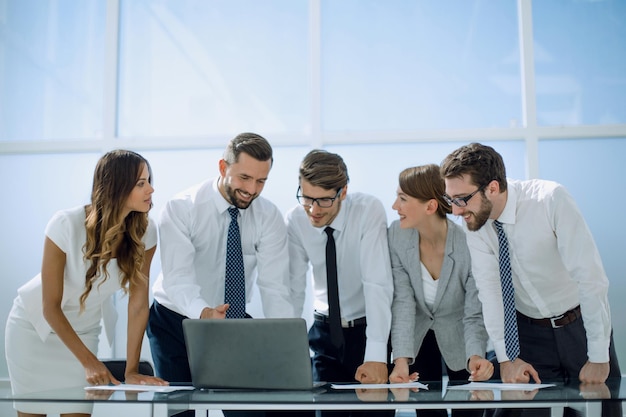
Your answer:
[225,207,245,318]
[324,227,344,348]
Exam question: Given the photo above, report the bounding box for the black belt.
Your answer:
[517,305,581,329]
[314,313,366,328]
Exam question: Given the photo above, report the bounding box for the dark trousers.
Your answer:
[147,300,269,417]
[409,330,484,417]
[309,319,395,417]
[488,311,622,417]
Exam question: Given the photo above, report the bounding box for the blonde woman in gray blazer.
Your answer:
[389,164,492,391]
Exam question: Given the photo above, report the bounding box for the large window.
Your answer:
[321,0,521,131]
[0,0,106,141]
[118,0,310,138]
[533,0,626,126]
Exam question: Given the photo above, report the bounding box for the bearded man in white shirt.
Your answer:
[147,132,294,417]
[285,149,394,417]
[440,142,620,387]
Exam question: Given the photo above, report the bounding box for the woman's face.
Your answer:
[391,186,427,229]
[123,163,154,216]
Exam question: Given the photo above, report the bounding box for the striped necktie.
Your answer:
[493,220,520,361]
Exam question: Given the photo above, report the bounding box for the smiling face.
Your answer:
[123,162,154,217]
[218,152,271,209]
[444,174,493,231]
[299,180,346,228]
[392,187,430,229]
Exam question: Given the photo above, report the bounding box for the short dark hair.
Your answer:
[223,132,273,165]
[440,142,507,192]
[399,164,451,219]
[299,149,349,190]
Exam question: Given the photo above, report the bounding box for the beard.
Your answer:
[224,182,256,209]
[465,193,492,231]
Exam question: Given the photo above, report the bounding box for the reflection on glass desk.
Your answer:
[0,378,623,417]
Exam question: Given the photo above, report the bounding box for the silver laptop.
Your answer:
[183,318,316,390]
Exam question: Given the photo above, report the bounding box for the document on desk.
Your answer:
[447,382,555,391]
[331,382,428,390]
[84,384,195,392]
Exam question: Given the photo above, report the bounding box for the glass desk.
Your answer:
[1,378,623,417]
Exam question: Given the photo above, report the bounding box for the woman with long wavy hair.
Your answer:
[5,149,167,417]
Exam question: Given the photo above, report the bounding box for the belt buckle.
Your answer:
[341,319,350,328]
[550,314,565,328]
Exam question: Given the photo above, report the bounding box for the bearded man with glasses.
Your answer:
[441,142,621,417]
[285,149,394,417]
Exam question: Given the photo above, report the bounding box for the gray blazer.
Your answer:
[388,219,488,371]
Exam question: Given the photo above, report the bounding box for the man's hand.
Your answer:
[579,361,610,384]
[468,355,494,381]
[500,358,541,383]
[200,304,229,319]
[354,361,389,384]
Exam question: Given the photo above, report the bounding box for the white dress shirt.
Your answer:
[466,179,612,363]
[286,192,394,363]
[152,177,294,319]
[14,206,157,344]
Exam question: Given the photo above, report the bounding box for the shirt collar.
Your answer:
[212,177,234,215]
[496,179,517,226]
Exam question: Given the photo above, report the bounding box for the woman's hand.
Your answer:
[389,358,419,383]
[124,372,169,386]
[85,359,120,386]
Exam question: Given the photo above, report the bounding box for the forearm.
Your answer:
[126,301,149,374]
[43,304,98,367]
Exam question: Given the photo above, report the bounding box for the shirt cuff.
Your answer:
[587,339,611,363]
[493,340,511,363]
[364,340,388,364]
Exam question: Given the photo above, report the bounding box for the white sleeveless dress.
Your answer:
[4,206,157,414]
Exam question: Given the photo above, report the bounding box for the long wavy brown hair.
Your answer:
[80,149,153,311]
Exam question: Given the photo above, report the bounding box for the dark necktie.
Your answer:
[225,207,245,318]
[324,227,344,348]
[493,220,520,361]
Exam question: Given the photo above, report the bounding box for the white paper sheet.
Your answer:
[84,384,195,392]
[446,382,555,391]
[331,382,428,390]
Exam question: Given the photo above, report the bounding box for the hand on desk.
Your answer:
[125,372,168,386]
[579,360,610,384]
[468,355,494,381]
[355,361,389,384]
[86,358,121,386]
[500,358,541,384]
[389,358,419,384]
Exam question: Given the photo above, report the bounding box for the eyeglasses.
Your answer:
[296,187,342,208]
[442,185,485,208]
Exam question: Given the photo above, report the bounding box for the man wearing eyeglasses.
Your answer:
[440,143,620,391]
[285,149,394,417]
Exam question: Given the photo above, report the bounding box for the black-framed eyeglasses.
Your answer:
[442,185,485,208]
[296,186,342,208]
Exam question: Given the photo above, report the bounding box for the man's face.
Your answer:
[219,153,271,209]
[444,174,493,231]
[299,180,346,228]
